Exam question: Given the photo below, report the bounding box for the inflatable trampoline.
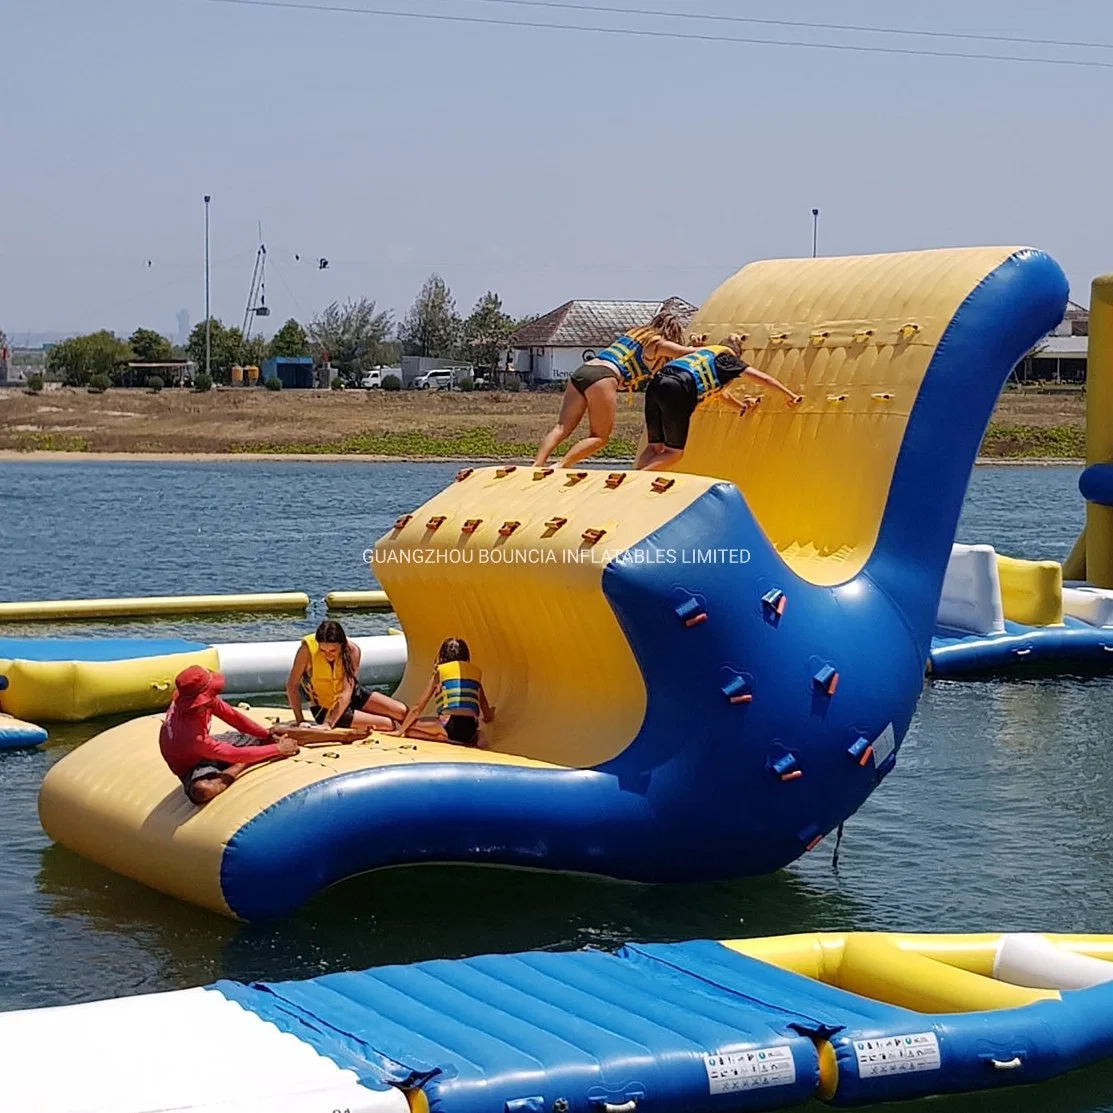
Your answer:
[4,932,1113,1113]
[0,633,406,722]
[40,246,1069,918]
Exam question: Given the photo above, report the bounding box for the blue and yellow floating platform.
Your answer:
[39,246,1069,918]
[4,932,1113,1112]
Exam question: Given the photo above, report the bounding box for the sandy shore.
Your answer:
[0,449,1086,466]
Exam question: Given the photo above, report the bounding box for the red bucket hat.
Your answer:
[174,665,225,709]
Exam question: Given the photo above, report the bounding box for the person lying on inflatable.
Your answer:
[635,334,802,471]
[391,637,495,748]
[159,665,298,805]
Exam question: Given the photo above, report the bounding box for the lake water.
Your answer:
[2,460,1112,1112]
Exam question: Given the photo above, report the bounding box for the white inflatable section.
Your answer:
[1063,586,1113,628]
[936,544,1006,636]
[0,986,407,1113]
[994,934,1113,991]
[216,634,407,694]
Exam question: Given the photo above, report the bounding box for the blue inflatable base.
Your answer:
[929,618,1113,677]
[0,719,48,750]
[212,938,1113,1111]
[0,637,208,662]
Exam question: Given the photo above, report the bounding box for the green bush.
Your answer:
[381,374,402,392]
[148,375,164,393]
[25,373,44,394]
[457,376,475,393]
[330,377,345,390]
[264,376,283,391]
[505,376,522,393]
[88,372,111,393]
[194,372,213,393]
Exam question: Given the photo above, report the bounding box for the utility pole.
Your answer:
[812,208,820,258]
[204,195,212,377]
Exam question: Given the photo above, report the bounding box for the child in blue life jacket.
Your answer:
[392,637,495,748]
[635,334,802,471]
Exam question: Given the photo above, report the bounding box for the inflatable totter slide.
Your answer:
[5,932,1113,1113]
[40,247,1069,920]
[0,633,406,722]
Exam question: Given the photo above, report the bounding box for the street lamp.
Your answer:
[812,208,820,258]
[204,195,212,378]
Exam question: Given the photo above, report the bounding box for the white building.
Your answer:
[1019,300,1088,383]
[508,297,697,385]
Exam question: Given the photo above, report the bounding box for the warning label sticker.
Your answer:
[704,1046,797,1095]
[872,722,897,767]
[854,1032,941,1078]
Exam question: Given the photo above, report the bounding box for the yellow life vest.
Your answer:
[435,661,483,717]
[302,633,346,709]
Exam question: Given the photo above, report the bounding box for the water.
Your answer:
[2,460,1112,1112]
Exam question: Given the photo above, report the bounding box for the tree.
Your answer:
[128,328,173,364]
[241,334,268,370]
[398,274,461,359]
[186,319,245,384]
[268,318,309,359]
[459,292,514,375]
[46,331,132,387]
[307,298,394,384]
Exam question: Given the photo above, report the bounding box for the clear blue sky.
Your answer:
[2,0,1111,340]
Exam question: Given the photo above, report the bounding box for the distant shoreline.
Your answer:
[0,449,1086,467]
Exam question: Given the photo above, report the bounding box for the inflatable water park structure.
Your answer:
[37,246,1070,921]
[17,246,1113,1111]
[930,273,1113,675]
[7,931,1113,1113]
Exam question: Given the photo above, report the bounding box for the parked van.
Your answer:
[413,368,456,391]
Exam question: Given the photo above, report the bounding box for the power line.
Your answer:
[190,0,1113,70]
[467,0,1113,54]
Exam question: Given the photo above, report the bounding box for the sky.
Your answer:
[2,0,1112,342]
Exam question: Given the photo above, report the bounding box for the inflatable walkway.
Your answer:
[0,633,406,722]
[932,273,1113,676]
[40,247,1069,918]
[4,932,1113,1113]
[929,542,1113,676]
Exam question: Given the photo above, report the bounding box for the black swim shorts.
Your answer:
[644,371,697,449]
[310,684,373,728]
[443,714,479,746]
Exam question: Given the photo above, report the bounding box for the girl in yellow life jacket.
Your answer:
[533,307,700,469]
[285,620,407,731]
[635,335,803,471]
[392,637,495,748]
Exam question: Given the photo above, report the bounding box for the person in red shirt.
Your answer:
[159,665,298,805]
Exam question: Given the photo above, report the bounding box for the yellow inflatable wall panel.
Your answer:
[670,248,1022,586]
[995,554,1063,626]
[0,647,220,722]
[372,467,714,768]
